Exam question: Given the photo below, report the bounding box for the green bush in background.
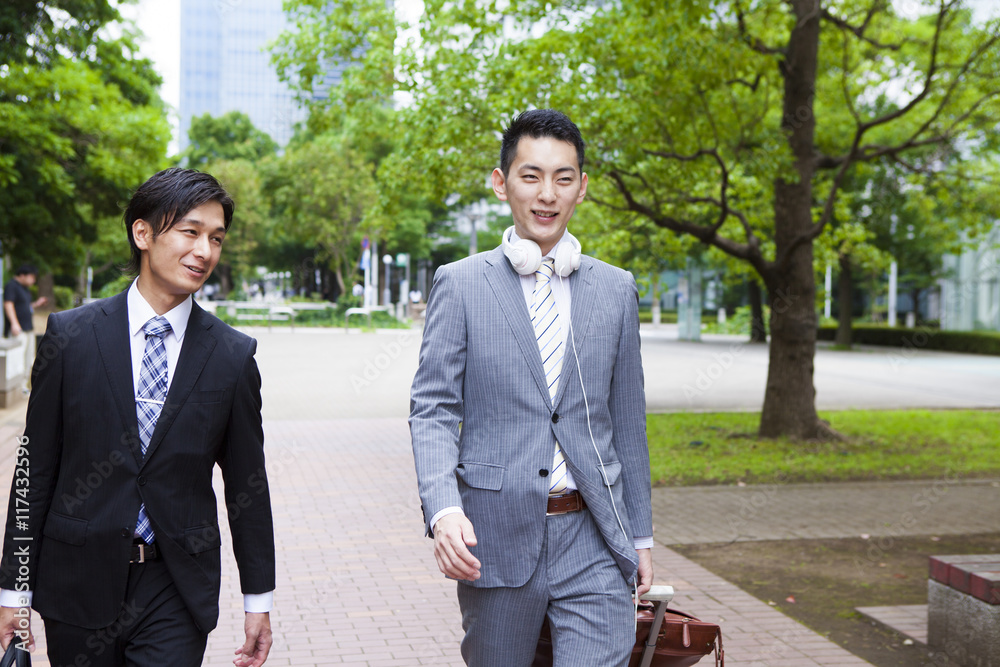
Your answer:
[817,325,1000,356]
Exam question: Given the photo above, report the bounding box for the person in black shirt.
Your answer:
[3,264,46,338]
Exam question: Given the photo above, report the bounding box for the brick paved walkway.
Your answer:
[652,477,1000,545]
[199,419,870,666]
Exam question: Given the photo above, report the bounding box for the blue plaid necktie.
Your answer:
[135,316,171,543]
[531,260,568,494]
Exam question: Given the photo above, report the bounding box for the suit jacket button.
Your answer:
[551,413,559,423]
[121,528,130,537]
[137,476,146,486]
[539,469,549,477]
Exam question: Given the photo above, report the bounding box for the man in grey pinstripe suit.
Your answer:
[410,110,653,666]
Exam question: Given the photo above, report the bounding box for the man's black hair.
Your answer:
[14,264,38,277]
[123,167,235,275]
[500,109,586,178]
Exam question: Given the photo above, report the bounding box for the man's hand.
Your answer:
[0,606,34,652]
[9,323,21,338]
[433,513,481,581]
[233,612,271,667]
[32,297,47,309]
[635,548,653,599]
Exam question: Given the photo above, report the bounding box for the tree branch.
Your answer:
[819,5,904,51]
[727,74,763,91]
[734,0,785,57]
[789,0,959,260]
[604,161,771,277]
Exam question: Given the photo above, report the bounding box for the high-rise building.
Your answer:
[179,0,337,150]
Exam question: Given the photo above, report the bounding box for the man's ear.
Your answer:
[132,219,153,251]
[576,172,588,204]
[491,168,508,202]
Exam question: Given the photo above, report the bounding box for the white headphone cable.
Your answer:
[558,272,641,628]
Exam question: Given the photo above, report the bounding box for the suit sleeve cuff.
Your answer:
[429,506,465,532]
[634,536,654,550]
[244,591,273,613]
[0,589,31,608]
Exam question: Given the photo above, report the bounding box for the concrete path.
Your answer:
[0,324,997,665]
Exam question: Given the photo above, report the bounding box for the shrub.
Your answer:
[52,286,76,310]
[98,274,134,299]
[818,325,1000,356]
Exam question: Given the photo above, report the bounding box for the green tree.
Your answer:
[265,133,376,295]
[277,0,1000,439]
[183,111,279,169]
[0,1,169,283]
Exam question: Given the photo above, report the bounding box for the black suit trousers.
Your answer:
[42,559,207,667]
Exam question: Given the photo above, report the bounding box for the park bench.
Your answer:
[927,554,1000,666]
[344,305,393,331]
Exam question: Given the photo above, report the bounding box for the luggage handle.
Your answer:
[638,586,674,667]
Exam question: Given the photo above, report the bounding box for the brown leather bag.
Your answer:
[533,601,724,667]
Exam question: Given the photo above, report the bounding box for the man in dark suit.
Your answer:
[0,168,276,666]
[410,109,653,666]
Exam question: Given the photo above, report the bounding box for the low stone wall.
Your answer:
[0,336,28,408]
[928,554,1000,667]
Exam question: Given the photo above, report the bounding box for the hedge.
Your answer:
[817,325,1000,356]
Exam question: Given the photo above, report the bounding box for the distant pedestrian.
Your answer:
[3,264,46,392]
[3,264,46,338]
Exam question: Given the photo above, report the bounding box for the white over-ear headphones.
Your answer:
[502,226,582,277]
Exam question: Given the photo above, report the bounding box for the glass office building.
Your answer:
[179,0,329,150]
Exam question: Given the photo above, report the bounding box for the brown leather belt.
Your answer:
[547,491,587,516]
[130,540,159,563]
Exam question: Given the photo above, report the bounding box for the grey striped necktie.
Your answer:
[531,259,568,494]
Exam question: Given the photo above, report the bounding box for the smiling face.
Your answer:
[492,135,588,256]
[133,200,226,314]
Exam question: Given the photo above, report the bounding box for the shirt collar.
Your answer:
[127,279,192,342]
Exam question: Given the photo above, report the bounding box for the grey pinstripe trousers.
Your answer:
[457,508,634,667]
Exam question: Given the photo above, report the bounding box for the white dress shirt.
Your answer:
[1,281,274,612]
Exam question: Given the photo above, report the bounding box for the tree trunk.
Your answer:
[748,279,766,343]
[334,266,346,298]
[758,0,835,440]
[37,272,55,305]
[217,264,233,298]
[835,254,853,347]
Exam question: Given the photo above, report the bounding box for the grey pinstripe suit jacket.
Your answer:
[409,245,653,588]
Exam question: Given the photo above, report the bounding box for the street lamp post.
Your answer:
[383,254,392,306]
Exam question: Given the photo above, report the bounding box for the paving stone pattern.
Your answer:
[3,327,998,665]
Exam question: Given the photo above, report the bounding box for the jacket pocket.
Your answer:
[456,462,504,491]
[187,390,224,404]
[184,524,222,554]
[42,512,87,546]
[595,460,622,487]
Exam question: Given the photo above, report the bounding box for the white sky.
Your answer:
[120,0,995,153]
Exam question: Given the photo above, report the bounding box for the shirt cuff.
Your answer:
[244,591,273,613]
[0,589,31,608]
[429,506,465,532]
[634,536,654,550]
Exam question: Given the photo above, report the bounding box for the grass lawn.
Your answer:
[646,409,1000,486]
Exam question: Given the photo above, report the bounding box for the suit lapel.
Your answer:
[141,302,217,467]
[483,248,553,407]
[553,257,595,410]
[94,291,144,465]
